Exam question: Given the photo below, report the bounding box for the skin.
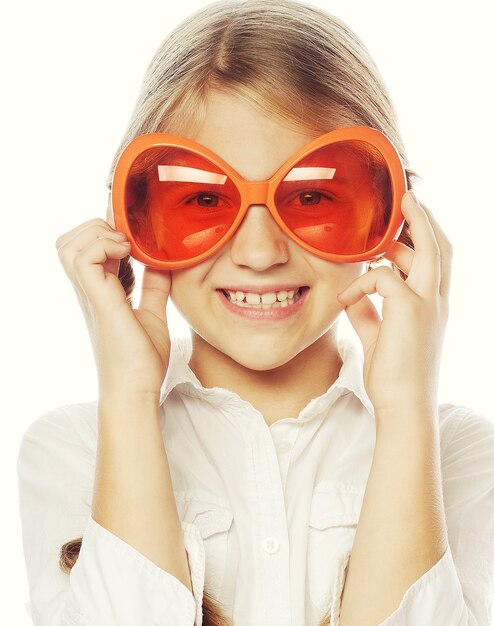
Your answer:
[160,89,366,425]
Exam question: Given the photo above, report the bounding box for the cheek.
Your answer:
[313,260,364,295]
[336,265,363,292]
[168,268,211,324]
[168,272,191,317]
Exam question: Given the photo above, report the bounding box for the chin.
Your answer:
[250,351,289,370]
[218,335,307,372]
[231,351,294,372]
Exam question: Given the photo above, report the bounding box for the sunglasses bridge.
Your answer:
[235,180,274,208]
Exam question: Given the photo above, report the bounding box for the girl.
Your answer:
[17,1,494,625]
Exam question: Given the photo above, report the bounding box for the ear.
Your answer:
[105,191,116,228]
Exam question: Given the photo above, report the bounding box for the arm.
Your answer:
[338,410,449,626]
[93,394,193,592]
[17,403,205,626]
[35,218,205,625]
[332,192,485,625]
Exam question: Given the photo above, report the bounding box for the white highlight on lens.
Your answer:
[283,166,336,181]
[294,224,336,237]
[158,165,227,184]
[182,225,226,248]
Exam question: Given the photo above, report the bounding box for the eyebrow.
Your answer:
[158,165,228,184]
[283,166,336,181]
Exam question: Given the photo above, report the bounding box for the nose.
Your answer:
[228,204,290,271]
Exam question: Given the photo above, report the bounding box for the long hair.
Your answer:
[61,2,418,624]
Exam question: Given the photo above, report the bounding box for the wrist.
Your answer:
[374,405,439,436]
[98,392,161,418]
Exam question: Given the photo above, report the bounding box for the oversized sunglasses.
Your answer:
[111,126,407,269]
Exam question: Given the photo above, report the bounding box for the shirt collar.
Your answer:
[159,335,375,418]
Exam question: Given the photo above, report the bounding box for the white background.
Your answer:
[2,0,493,621]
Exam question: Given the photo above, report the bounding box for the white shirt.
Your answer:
[17,334,494,626]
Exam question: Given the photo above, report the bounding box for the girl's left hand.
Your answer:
[336,191,453,420]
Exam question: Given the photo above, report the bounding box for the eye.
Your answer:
[185,192,220,208]
[299,191,322,205]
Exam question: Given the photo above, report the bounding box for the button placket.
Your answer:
[247,423,292,625]
[275,440,292,454]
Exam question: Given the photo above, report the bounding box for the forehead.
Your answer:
[182,90,318,181]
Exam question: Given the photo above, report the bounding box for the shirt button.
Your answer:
[276,440,292,454]
[262,537,280,554]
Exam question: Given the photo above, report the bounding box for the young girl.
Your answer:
[17,1,494,625]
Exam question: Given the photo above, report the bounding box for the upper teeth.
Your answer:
[227,289,298,304]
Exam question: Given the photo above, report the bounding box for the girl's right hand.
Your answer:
[55,218,172,402]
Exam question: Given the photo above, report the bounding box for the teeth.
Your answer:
[276,291,288,302]
[261,292,277,305]
[226,288,301,303]
[224,294,298,309]
[246,293,261,305]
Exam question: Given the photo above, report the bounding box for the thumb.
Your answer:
[138,266,172,325]
[341,295,381,355]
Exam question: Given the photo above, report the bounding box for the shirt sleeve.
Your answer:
[16,404,206,626]
[330,405,494,626]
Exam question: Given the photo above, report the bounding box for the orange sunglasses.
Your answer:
[111,125,407,270]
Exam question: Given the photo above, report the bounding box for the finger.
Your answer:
[417,201,454,299]
[383,241,414,277]
[73,237,131,316]
[57,224,128,283]
[342,294,381,356]
[56,221,126,255]
[400,191,441,297]
[55,218,117,252]
[138,266,171,325]
[337,264,412,305]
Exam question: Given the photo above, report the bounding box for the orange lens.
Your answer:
[274,140,392,255]
[125,146,241,262]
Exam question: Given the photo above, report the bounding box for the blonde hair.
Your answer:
[61,2,418,624]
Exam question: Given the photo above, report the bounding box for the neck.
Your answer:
[187,327,343,426]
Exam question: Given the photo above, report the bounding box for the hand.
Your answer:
[55,218,172,400]
[336,191,453,419]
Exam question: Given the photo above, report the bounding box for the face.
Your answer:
[147,90,364,371]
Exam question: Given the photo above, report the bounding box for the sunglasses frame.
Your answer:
[111,125,408,269]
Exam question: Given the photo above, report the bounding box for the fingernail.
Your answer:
[408,190,419,205]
